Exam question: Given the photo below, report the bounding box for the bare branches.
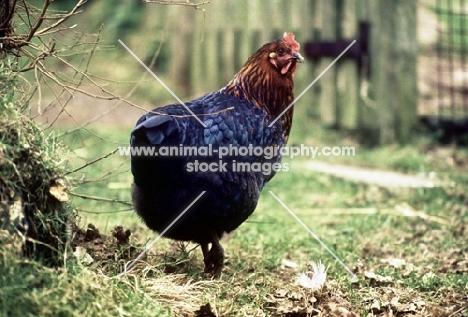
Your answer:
[3,0,214,128]
[35,0,87,37]
[2,1,88,53]
[2,1,121,119]
[26,0,52,42]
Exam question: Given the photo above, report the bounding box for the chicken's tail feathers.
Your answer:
[131,114,180,146]
[130,113,186,187]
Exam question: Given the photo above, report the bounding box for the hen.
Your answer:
[131,32,304,276]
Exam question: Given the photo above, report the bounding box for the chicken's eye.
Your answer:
[277,48,285,56]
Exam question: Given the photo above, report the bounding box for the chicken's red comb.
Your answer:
[283,32,300,51]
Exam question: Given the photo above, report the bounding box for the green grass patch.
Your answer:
[23,121,465,316]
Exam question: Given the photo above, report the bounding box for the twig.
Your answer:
[34,65,43,114]
[70,192,133,206]
[76,207,133,214]
[64,148,119,176]
[77,164,129,184]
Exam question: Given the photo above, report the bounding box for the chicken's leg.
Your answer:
[201,230,224,277]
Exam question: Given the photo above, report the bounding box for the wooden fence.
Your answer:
[152,0,418,145]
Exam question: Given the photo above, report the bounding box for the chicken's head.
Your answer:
[268,32,304,75]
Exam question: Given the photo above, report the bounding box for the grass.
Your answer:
[3,115,464,316]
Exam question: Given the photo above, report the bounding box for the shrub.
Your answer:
[0,62,76,264]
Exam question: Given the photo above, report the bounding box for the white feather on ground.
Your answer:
[296,260,327,291]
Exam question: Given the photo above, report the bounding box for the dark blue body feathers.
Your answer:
[130,91,288,244]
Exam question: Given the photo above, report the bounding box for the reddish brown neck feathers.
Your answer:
[220,33,301,117]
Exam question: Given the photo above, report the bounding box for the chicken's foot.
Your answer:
[201,230,224,277]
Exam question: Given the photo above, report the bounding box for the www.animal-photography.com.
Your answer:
[1,1,467,316]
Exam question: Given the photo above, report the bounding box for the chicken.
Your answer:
[130,32,304,276]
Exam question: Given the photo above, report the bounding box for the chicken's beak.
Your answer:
[292,52,305,63]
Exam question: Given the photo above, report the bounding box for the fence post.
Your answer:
[357,0,380,145]
[337,0,359,129]
[319,0,338,127]
[376,0,418,144]
[394,0,418,143]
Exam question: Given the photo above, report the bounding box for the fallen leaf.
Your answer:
[49,178,68,202]
[73,246,94,265]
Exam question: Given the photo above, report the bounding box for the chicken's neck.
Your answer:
[220,62,295,118]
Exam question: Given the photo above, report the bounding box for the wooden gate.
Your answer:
[166,0,418,145]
